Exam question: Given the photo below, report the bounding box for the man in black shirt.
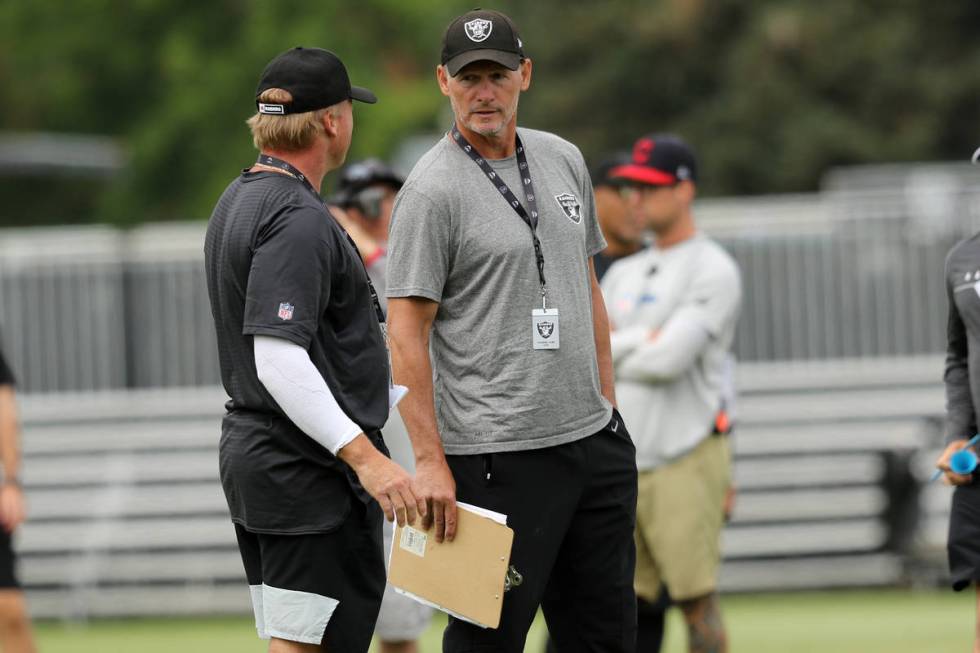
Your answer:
[204,47,421,652]
[0,343,36,653]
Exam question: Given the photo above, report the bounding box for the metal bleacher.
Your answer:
[17,389,244,619]
[720,356,945,592]
[10,354,951,618]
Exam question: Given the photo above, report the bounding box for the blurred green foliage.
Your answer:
[2,0,980,225]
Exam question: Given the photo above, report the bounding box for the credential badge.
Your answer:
[555,192,582,224]
[464,18,493,42]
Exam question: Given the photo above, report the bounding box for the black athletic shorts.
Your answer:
[235,498,385,650]
[443,409,638,653]
[0,529,18,589]
[949,481,980,591]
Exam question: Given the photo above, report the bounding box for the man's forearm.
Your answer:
[393,351,445,464]
[590,270,617,407]
[0,388,21,483]
[389,313,446,465]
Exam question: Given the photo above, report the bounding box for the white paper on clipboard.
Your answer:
[389,384,409,410]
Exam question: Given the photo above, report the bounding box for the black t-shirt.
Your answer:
[0,347,14,387]
[205,170,390,533]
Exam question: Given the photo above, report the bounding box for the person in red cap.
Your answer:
[386,8,638,653]
[205,47,421,652]
[603,134,742,653]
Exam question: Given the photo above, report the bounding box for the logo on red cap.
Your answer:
[633,138,655,164]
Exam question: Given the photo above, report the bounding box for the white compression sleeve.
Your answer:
[253,335,362,455]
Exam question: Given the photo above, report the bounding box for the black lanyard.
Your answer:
[450,125,548,300]
[255,154,386,325]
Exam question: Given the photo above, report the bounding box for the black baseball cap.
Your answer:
[332,159,404,205]
[441,9,525,77]
[256,47,377,115]
[612,134,698,186]
[591,152,633,188]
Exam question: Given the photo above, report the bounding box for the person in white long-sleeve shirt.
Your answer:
[602,134,741,653]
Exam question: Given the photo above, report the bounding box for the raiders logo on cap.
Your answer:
[465,18,492,42]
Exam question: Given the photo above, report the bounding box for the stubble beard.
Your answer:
[452,96,519,139]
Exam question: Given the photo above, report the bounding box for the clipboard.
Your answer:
[388,502,514,629]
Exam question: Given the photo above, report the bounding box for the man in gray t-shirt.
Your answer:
[386,9,638,652]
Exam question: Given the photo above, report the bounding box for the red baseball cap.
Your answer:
[611,134,698,186]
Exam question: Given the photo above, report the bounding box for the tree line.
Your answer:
[2,0,979,226]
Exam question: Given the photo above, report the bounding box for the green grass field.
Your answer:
[32,589,974,652]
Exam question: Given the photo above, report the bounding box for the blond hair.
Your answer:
[246,88,332,151]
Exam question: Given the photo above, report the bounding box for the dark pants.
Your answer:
[949,481,980,591]
[546,584,669,653]
[443,410,638,653]
[0,530,19,589]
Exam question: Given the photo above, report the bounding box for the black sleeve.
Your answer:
[944,250,976,443]
[242,204,333,348]
[0,348,15,387]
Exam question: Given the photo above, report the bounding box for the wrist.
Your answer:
[336,434,376,469]
[415,451,448,468]
[2,475,20,488]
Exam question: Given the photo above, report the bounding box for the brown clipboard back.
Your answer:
[388,506,514,629]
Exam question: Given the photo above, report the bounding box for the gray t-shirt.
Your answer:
[386,127,612,455]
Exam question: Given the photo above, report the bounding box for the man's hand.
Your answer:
[338,435,425,526]
[935,439,975,486]
[0,484,25,533]
[414,458,457,543]
[723,485,736,523]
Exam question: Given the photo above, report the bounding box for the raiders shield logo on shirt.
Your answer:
[554,193,582,224]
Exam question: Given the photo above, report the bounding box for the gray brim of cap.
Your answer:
[445,50,522,77]
[351,86,377,104]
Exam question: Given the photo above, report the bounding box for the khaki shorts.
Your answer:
[634,434,731,602]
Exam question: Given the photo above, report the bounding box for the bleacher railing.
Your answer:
[3,162,980,393]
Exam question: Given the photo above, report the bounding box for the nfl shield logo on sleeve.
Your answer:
[277,302,294,321]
